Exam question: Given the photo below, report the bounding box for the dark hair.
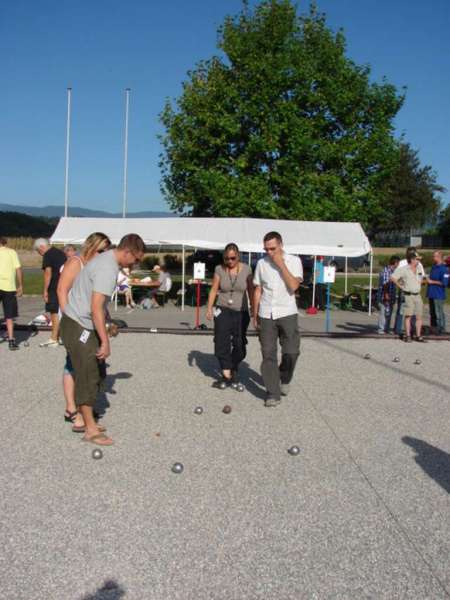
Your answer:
[118,234,146,254]
[406,246,416,255]
[406,250,417,263]
[0,237,7,246]
[263,231,283,244]
[389,255,401,265]
[224,243,239,255]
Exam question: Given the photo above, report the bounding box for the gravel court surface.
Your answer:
[0,333,449,599]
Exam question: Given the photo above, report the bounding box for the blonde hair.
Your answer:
[81,232,111,262]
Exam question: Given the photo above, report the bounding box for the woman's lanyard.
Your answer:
[227,265,240,306]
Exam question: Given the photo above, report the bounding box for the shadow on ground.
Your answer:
[336,321,378,334]
[79,579,126,600]
[187,350,266,401]
[403,436,450,494]
[96,371,133,418]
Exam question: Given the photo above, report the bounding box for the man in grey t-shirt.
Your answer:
[60,234,146,446]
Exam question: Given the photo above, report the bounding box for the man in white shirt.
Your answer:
[253,231,303,407]
[393,247,425,336]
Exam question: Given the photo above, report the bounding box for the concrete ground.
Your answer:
[0,331,449,599]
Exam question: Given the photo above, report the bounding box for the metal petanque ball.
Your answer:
[392,356,400,363]
[194,406,203,415]
[364,353,371,360]
[222,405,232,414]
[414,359,422,365]
[172,462,184,474]
[232,382,245,392]
[288,446,301,456]
[92,449,103,460]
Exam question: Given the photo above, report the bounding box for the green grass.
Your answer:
[23,272,44,295]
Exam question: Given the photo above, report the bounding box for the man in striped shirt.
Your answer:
[377,255,400,334]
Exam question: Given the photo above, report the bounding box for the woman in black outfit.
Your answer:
[206,243,253,391]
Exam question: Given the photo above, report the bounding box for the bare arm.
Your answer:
[246,274,254,315]
[253,285,262,329]
[57,258,82,312]
[206,273,221,319]
[91,292,110,360]
[16,267,23,297]
[43,267,51,301]
[271,251,302,292]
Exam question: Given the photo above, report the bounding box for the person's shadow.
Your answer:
[96,370,133,418]
[402,436,450,494]
[187,350,266,400]
[79,579,126,600]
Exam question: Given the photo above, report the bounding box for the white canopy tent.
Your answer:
[51,217,373,313]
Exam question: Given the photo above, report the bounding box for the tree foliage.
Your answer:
[0,211,58,238]
[371,143,444,236]
[159,0,404,227]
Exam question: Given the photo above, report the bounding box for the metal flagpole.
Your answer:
[122,88,131,218]
[64,87,72,217]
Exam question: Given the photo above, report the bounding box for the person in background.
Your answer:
[426,250,449,335]
[393,247,425,337]
[253,231,303,407]
[63,245,77,260]
[145,264,172,308]
[34,238,66,347]
[57,232,111,430]
[117,267,136,308]
[206,243,253,389]
[391,250,426,343]
[0,237,23,350]
[315,256,326,310]
[60,233,145,446]
[377,255,400,335]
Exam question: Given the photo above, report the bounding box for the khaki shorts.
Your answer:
[403,294,423,317]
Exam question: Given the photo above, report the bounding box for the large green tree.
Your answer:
[159,0,404,226]
[371,143,444,236]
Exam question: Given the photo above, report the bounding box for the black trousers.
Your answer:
[315,283,326,310]
[214,308,250,371]
[429,298,437,328]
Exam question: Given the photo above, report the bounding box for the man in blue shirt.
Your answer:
[426,251,449,334]
[377,255,400,334]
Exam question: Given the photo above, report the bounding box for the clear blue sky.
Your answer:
[1,0,448,214]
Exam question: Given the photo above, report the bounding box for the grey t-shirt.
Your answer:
[215,263,251,312]
[65,250,119,329]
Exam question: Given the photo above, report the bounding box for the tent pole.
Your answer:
[344,256,348,295]
[181,244,185,312]
[312,256,317,308]
[248,251,251,266]
[368,250,373,315]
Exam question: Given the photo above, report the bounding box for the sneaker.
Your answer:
[264,395,281,408]
[280,383,290,397]
[404,336,412,343]
[39,339,59,348]
[8,338,19,351]
[213,377,231,390]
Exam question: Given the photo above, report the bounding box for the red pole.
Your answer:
[195,280,201,328]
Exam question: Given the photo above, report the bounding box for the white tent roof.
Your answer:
[51,217,371,257]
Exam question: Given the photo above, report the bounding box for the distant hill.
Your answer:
[0,203,175,219]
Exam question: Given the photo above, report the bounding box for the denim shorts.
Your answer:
[63,353,75,375]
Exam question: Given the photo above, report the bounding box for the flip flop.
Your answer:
[82,433,113,446]
[72,424,106,434]
[64,411,78,423]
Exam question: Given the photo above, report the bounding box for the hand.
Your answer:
[43,291,48,302]
[16,286,23,298]
[206,307,213,321]
[253,314,260,330]
[270,247,285,269]
[96,340,111,360]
